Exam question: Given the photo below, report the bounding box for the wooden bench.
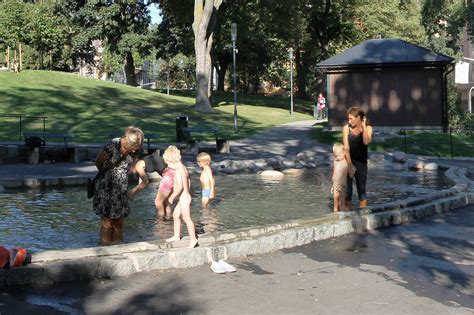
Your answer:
[108,132,157,151]
[24,132,75,148]
[182,126,220,141]
[182,126,229,154]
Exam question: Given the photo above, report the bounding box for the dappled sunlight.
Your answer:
[0,71,313,143]
[388,90,401,112]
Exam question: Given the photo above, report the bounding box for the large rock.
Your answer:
[370,153,385,162]
[424,162,438,171]
[408,159,425,170]
[392,151,406,163]
[260,170,284,179]
[296,152,309,162]
[282,160,296,168]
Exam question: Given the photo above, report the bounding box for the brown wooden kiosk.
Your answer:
[316,38,454,131]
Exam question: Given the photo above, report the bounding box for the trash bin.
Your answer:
[175,115,188,142]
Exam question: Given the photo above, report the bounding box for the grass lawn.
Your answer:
[0,71,312,142]
[310,124,474,158]
[0,70,313,143]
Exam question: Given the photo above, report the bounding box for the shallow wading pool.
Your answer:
[0,163,449,252]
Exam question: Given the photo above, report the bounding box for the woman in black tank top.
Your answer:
[342,107,373,210]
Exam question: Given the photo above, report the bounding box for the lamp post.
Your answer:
[231,23,238,133]
[289,48,294,117]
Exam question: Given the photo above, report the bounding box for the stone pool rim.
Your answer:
[0,164,473,288]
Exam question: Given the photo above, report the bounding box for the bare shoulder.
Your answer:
[342,124,349,134]
[176,163,189,177]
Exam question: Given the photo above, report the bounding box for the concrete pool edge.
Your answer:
[1,166,473,288]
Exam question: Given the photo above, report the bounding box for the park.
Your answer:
[0,1,473,314]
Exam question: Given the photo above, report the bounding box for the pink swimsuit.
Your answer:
[158,169,175,193]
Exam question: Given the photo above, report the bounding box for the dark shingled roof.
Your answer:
[317,38,454,70]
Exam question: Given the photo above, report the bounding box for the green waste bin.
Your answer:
[175,115,188,142]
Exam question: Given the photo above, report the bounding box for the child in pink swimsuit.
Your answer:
[159,168,175,193]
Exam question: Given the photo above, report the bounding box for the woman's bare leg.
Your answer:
[100,216,113,246]
[111,217,124,244]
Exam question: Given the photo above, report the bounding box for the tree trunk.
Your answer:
[295,48,309,100]
[215,62,228,92]
[124,51,137,86]
[193,0,223,113]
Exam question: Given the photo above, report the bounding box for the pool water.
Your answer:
[0,163,449,252]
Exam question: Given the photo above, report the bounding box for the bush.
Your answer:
[447,78,473,132]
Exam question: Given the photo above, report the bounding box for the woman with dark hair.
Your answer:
[342,107,373,210]
[93,126,144,245]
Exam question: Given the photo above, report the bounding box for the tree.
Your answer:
[192,0,223,112]
[78,2,152,86]
[0,0,28,66]
[26,1,67,70]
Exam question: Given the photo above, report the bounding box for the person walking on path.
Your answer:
[342,107,372,210]
[93,126,144,246]
[316,93,326,119]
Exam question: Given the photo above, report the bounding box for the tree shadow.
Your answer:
[283,209,474,309]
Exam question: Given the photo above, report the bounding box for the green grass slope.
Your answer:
[0,70,312,143]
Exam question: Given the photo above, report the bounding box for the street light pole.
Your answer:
[289,48,294,117]
[231,23,238,133]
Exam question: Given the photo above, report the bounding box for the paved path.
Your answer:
[1,204,473,314]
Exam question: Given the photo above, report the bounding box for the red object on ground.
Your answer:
[9,247,27,268]
[0,246,9,268]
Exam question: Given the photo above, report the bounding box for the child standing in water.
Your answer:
[332,143,351,212]
[163,145,198,249]
[197,152,215,208]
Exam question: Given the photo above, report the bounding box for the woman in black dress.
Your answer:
[93,126,144,245]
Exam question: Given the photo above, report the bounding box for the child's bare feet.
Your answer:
[166,236,181,243]
[188,239,199,249]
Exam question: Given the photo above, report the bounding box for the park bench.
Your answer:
[108,132,157,151]
[24,132,75,148]
[182,126,229,154]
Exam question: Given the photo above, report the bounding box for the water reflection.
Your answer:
[0,164,449,252]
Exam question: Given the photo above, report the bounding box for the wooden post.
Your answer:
[19,44,22,71]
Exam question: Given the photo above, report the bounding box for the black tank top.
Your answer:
[143,153,167,175]
[348,129,368,164]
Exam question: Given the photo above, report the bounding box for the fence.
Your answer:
[400,128,474,158]
[0,114,47,141]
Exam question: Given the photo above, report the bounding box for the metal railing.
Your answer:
[401,128,474,158]
[0,114,48,141]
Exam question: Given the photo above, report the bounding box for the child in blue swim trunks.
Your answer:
[197,152,215,208]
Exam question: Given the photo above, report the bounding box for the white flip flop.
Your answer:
[210,260,226,274]
[218,260,236,273]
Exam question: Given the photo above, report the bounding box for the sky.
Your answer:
[149,4,162,25]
